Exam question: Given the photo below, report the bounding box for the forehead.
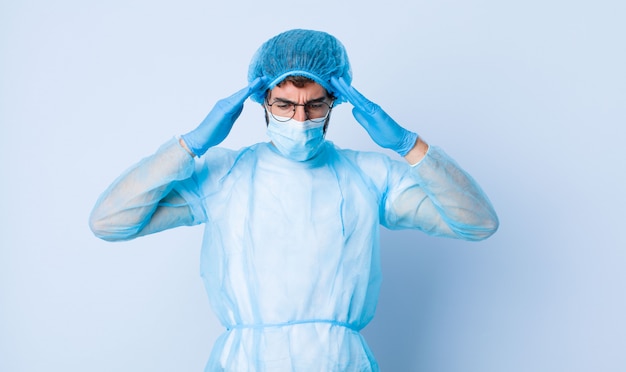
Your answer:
[268,81,327,101]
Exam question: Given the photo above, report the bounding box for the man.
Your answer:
[90,29,498,371]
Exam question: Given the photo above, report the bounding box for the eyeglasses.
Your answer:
[265,99,334,123]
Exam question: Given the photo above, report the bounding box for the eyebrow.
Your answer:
[270,96,328,104]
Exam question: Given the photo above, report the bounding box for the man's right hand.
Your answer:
[181,77,268,157]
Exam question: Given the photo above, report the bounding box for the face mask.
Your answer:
[266,115,326,161]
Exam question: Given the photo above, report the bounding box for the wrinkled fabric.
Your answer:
[89,137,498,371]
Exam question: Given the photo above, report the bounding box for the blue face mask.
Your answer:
[266,115,326,161]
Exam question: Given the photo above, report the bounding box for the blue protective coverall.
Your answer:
[90,135,498,371]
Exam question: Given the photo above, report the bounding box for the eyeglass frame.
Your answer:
[264,96,335,123]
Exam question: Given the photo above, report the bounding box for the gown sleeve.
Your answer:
[89,138,206,241]
[382,146,499,241]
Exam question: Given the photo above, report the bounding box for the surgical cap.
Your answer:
[248,29,352,104]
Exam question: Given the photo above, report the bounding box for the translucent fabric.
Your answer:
[89,138,498,371]
[247,29,352,104]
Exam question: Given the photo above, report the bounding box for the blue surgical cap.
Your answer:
[248,29,352,104]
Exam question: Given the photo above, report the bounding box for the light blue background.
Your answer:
[1,0,624,371]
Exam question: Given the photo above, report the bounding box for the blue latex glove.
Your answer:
[330,77,418,157]
[182,77,268,156]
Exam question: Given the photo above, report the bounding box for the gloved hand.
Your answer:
[330,77,418,157]
[181,77,268,156]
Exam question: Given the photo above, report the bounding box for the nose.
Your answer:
[293,105,307,121]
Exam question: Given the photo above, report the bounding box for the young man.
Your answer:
[90,29,498,371]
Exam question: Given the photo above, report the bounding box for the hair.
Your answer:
[277,75,315,88]
[273,75,336,100]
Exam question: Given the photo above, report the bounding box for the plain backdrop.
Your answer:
[1,0,625,371]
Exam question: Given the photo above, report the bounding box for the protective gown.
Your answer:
[90,137,498,371]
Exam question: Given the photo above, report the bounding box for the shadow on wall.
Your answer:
[363,228,476,371]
